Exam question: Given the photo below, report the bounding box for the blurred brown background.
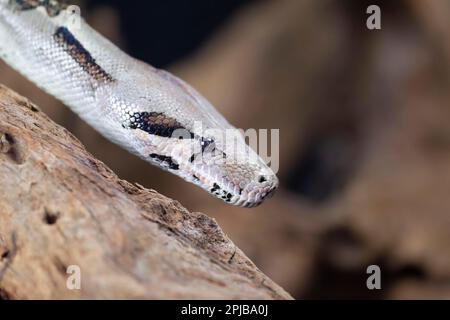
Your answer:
[1,0,450,299]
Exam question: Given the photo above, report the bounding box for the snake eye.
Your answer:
[258,175,267,183]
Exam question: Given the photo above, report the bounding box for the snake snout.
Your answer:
[239,172,278,207]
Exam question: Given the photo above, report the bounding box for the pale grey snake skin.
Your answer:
[0,0,278,207]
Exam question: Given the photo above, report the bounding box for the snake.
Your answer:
[0,0,278,207]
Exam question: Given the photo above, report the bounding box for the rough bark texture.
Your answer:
[0,85,292,300]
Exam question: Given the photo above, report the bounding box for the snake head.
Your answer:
[127,117,279,208]
[181,130,279,207]
[103,65,279,207]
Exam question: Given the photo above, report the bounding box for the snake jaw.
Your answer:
[178,152,279,207]
[192,176,278,208]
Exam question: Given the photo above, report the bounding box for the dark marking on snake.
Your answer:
[211,183,220,194]
[125,111,194,138]
[192,175,200,182]
[11,0,68,17]
[199,137,227,159]
[149,153,179,170]
[189,138,225,164]
[53,26,114,83]
[200,137,215,153]
[221,191,232,202]
[123,112,226,163]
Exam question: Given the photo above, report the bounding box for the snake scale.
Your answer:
[0,0,278,207]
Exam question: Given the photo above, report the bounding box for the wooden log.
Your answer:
[0,85,292,299]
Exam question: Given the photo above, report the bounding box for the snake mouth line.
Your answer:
[238,184,278,208]
[184,168,278,207]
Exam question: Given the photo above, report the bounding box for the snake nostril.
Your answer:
[258,175,267,183]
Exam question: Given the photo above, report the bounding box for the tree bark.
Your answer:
[0,85,292,300]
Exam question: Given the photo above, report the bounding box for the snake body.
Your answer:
[0,0,278,207]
